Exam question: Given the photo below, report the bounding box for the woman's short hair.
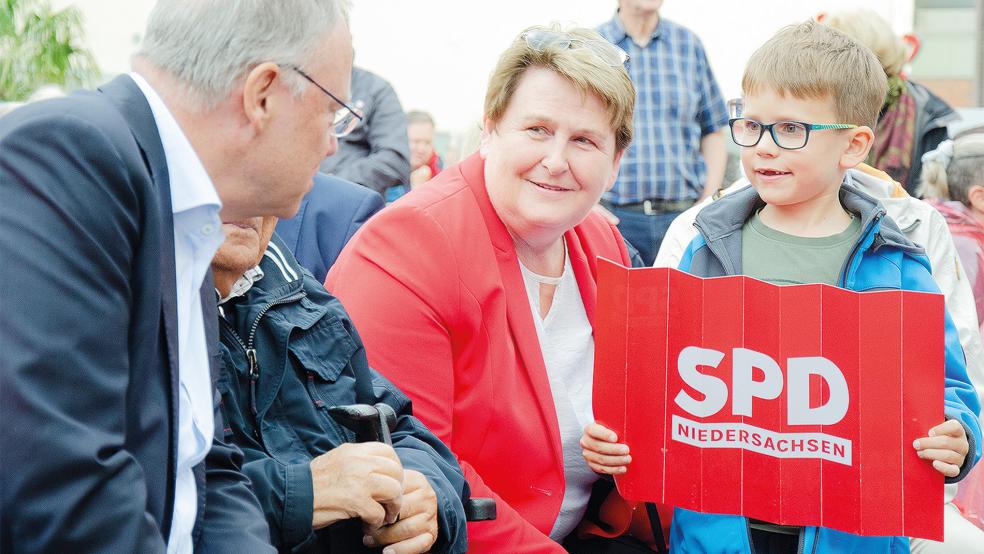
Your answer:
[136,0,351,110]
[741,20,886,130]
[484,24,635,152]
[822,10,908,78]
[919,135,984,204]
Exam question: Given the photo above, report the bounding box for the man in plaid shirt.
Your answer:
[597,0,729,265]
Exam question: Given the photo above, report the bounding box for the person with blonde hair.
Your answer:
[326,24,648,552]
[822,9,958,192]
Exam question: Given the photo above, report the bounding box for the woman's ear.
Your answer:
[840,126,875,170]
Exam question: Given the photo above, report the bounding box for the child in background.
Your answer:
[581,21,981,553]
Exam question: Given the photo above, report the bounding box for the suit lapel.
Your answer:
[201,270,220,386]
[459,155,563,469]
[568,227,599,327]
[98,74,181,537]
[193,270,219,546]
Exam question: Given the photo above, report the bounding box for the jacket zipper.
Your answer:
[222,291,306,417]
[838,213,882,288]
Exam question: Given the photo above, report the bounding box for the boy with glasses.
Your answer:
[581,21,981,552]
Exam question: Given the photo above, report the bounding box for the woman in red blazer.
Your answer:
[327,25,636,553]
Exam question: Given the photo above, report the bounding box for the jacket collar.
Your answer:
[239,233,306,305]
[218,233,318,421]
[693,173,924,280]
[695,172,918,252]
[98,75,171,192]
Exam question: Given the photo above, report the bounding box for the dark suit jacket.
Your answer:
[0,75,272,553]
[275,173,384,283]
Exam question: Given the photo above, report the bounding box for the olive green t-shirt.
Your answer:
[741,210,863,286]
[742,208,862,539]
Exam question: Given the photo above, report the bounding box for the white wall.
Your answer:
[55,0,916,133]
[50,0,155,78]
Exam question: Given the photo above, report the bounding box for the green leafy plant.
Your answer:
[0,0,100,101]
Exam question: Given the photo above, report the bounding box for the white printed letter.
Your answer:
[732,348,783,417]
[674,347,728,418]
[786,356,849,425]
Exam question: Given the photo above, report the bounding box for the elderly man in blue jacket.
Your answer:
[210,215,468,553]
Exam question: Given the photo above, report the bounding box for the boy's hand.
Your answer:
[913,419,969,477]
[581,422,632,475]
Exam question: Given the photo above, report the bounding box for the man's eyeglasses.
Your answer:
[287,65,363,138]
[521,29,629,67]
[729,118,857,150]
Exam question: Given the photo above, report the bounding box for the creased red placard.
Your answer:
[592,260,945,540]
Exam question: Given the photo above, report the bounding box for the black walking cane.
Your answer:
[328,403,497,522]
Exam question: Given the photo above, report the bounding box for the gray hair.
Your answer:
[136,0,351,110]
[919,134,984,204]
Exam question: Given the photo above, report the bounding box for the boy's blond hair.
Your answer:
[742,20,887,130]
[484,24,635,152]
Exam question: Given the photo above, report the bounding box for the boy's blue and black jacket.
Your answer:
[216,233,468,553]
[675,179,982,553]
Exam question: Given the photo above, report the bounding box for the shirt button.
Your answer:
[201,223,215,236]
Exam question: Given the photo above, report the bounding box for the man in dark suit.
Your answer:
[276,173,385,283]
[0,0,357,551]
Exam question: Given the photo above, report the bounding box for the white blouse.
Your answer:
[519,250,599,542]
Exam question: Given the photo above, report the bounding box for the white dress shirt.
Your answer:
[519,251,599,542]
[131,73,224,553]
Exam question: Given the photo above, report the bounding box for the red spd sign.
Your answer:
[593,260,945,540]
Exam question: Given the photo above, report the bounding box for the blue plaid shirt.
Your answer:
[598,13,728,204]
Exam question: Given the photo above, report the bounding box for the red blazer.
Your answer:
[326,153,631,552]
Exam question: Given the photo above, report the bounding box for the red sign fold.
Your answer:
[593,261,945,540]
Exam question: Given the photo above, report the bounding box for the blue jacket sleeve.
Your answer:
[0,110,165,552]
[195,391,276,553]
[901,254,982,483]
[236,446,316,551]
[215,342,315,552]
[373,372,469,554]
